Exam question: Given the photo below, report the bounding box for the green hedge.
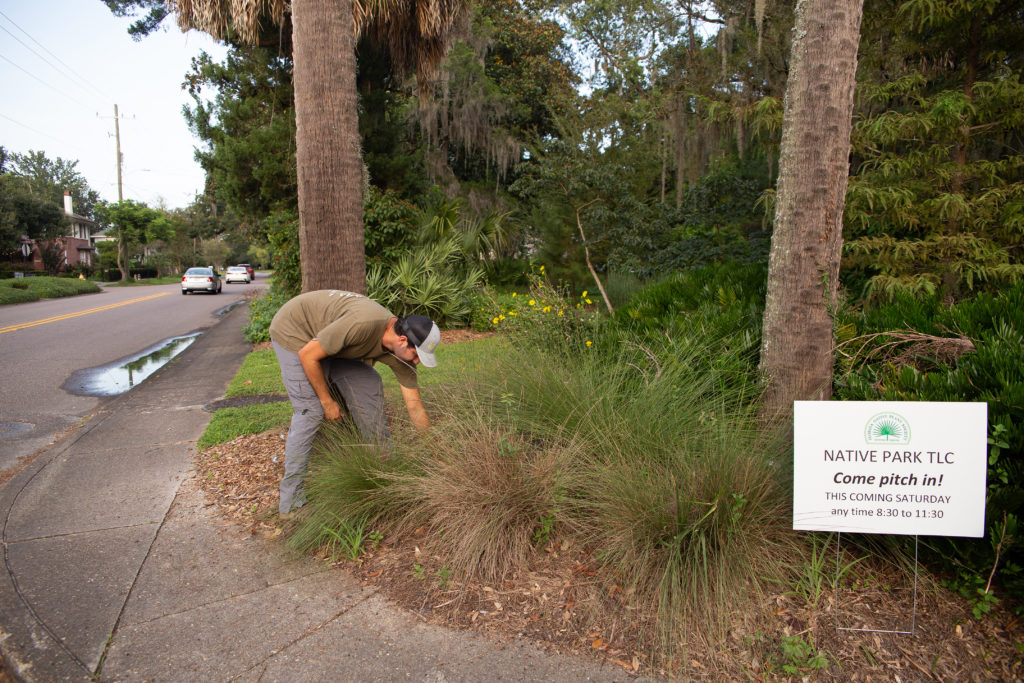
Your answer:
[836,282,1024,609]
[0,276,101,304]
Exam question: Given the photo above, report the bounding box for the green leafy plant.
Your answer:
[364,186,417,267]
[435,565,452,587]
[532,512,556,548]
[775,635,829,675]
[366,237,484,326]
[836,282,1024,609]
[789,533,864,609]
[319,516,374,562]
[242,286,292,343]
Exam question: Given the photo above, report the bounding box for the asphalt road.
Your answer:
[0,274,266,474]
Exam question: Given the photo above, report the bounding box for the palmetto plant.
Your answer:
[418,194,518,264]
[367,236,484,325]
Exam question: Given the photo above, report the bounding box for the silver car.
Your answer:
[224,266,251,284]
[181,267,222,294]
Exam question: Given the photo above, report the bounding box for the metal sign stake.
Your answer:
[835,532,918,636]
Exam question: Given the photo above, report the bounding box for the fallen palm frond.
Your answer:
[836,329,975,372]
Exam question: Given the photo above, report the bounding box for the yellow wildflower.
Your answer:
[586,341,593,347]
[582,290,588,297]
[586,298,592,304]
[529,299,536,306]
[492,317,499,324]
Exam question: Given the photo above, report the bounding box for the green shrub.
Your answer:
[619,261,767,330]
[0,284,39,304]
[0,276,100,303]
[366,238,484,326]
[835,281,1024,609]
[477,268,605,355]
[265,210,301,298]
[364,186,417,267]
[243,286,292,344]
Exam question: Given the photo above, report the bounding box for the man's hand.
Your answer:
[322,399,344,422]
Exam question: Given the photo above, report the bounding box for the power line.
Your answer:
[0,52,99,112]
[0,111,85,151]
[0,9,114,104]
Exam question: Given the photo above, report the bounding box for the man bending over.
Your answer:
[268,290,441,517]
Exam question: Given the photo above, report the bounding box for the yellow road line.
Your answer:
[0,292,173,335]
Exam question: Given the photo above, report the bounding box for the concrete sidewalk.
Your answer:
[0,303,628,682]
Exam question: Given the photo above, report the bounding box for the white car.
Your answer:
[181,267,222,294]
[224,266,251,284]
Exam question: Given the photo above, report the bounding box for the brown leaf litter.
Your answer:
[195,332,1022,680]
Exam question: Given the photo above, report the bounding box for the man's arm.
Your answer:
[297,338,343,421]
[400,385,430,430]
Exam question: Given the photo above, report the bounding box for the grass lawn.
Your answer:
[226,349,286,396]
[106,276,183,286]
[201,335,501,448]
[0,276,101,305]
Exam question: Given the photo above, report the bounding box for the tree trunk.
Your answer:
[117,229,127,282]
[292,0,365,293]
[759,0,865,416]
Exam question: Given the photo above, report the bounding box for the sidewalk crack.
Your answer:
[229,591,378,681]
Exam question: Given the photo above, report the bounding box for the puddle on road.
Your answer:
[63,332,201,397]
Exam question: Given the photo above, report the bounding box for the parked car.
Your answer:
[225,266,251,284]
[181,267,222,294]
[238,263,255,280]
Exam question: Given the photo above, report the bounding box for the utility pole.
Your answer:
[98,104,129,280]
[114,104,123,201]
[98,105,127,201]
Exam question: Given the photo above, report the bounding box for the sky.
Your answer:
[0,0,228,210]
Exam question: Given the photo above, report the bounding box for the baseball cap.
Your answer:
[402,315,441,367]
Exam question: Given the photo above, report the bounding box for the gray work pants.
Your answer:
[272,341,388,514]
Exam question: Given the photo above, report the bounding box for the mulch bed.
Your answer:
[193,330,1023,679]
[194,428,1024,680]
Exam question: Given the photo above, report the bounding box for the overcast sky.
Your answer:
[0,0,228,211]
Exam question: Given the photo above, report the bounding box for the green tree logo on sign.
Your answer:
[864,413,911,445]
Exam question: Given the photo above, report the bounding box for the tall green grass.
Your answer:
[293,317,795,655]
[476,338,794,648]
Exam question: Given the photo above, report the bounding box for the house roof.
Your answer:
[68,213,100,228]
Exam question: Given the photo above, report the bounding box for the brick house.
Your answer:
[25,192,99,271]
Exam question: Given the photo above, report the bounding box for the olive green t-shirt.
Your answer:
[268,290,417,388]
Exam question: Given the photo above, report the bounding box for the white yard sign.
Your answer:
[793,401,988,537]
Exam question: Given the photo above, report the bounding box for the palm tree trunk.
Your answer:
[759,0,865,416]
[292,0,366,293]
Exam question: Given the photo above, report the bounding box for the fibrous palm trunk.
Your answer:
[292,0,366,293]
[759,0,865,415]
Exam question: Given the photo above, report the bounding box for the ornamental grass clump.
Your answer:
[289,424,418,554]
[377,411,573,585]
[295,276,794,658]
[488,335,794,651]
[292,410,573,588]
